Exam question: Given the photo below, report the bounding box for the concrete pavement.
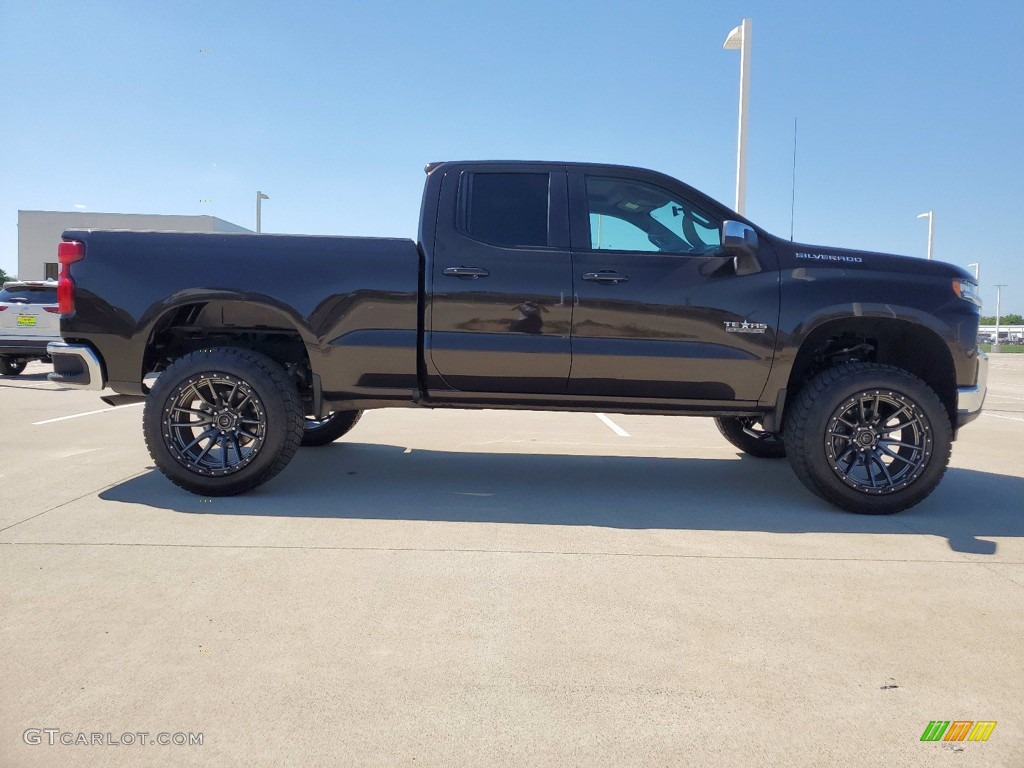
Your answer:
[2,359,1022,767]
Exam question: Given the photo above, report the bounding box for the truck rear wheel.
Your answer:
[143,348,304,496]
[301,410,362,447]
[715,416,786,458]
[782,362,952,514]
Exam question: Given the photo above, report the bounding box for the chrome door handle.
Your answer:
[582,271,629,284]
[443,266,490,279]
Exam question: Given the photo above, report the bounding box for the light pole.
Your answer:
[917,211,934,260]
[967,262,980,280]
[723,18,752,215]
[993,283,1007,352]
[256,191,269,234]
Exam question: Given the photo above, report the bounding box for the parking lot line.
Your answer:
[595,412,630,437]
[32,402,144,426]
[983,412,1024,423]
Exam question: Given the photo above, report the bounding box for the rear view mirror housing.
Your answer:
[722,220,761,275]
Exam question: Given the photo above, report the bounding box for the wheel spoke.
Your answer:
[225,382,238,407]
[193,433,218,463]
[885,404,909,423]
[173,406,211,417]
[238,429,260,441]
[206,379,220,406]
[879,439,920,450]
[883,419,917,434]
[170,419,211,428]
[191,385,215,409]
[230,435,242,462]
[858,397,868,423]
[836,444,857,466]
[869,451,894,486]
[877,443,918,466]
[181,427,217,453]
[863,453,878,488]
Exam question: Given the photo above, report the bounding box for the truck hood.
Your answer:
[778,239,974,281]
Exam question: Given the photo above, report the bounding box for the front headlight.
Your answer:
[953,279,982,307]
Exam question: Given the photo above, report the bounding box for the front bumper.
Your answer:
[956,351,988,428]
[47,342,106,390]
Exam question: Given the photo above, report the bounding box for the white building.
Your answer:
[17,211,250,280]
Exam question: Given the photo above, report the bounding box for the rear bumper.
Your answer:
[956,351,988,428]
[47,342,106,390]
[0,336,56,357]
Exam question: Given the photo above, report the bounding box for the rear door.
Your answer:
[427,165,573,394]
[567,170,780,402]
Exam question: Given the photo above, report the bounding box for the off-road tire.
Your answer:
[143,347,304,496]
[782,362,952,514]
[301,410,362,447]
[715,416,787,458]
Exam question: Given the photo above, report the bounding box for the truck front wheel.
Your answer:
[715,417,786,458]
[782,362,952,514]
[143,348,304,496]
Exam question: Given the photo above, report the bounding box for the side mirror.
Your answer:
[722,220,761,275]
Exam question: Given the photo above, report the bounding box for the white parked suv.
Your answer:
[0,280,60,376]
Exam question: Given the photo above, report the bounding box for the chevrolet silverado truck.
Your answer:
[47,161,987,513]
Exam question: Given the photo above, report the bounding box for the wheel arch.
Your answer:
[141,298,321,392]
[783,316,957,430]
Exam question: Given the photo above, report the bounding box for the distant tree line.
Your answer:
[0,266,14,284]
[981,314,1023,325]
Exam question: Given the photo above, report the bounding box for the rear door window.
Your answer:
[459,172,550,248]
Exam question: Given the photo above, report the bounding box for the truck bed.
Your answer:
[59,230,422,400]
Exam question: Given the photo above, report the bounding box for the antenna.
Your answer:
[790,117,798,241]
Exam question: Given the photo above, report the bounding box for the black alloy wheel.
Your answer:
[162,373,267,476]
[824,391,931,494]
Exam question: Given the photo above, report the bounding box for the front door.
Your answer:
[428,167,573,394]
[567,171,779,403]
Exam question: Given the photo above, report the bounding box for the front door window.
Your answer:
[586,176,721,254]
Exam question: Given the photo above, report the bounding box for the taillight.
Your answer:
[57,240,85,315]
[44,307,60,313]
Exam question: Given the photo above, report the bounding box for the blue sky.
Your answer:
[2,0,1022,311]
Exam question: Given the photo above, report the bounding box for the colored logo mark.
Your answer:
[920,721,996,742]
